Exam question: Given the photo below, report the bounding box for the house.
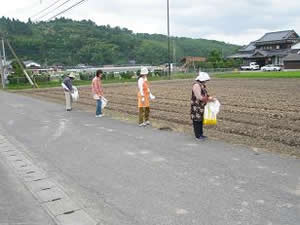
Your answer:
[229,30,300,67]
[181,56,206,69]
[283,43,300,69]
[23,60,41,69]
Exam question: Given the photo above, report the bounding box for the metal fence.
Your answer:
[5,68,237,86]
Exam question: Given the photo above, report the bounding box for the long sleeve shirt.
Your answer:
[63,77,73,92]
[138,77,145,96]
[192,83,208,102]
[92,77,103,96]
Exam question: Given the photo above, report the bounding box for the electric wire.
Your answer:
[35,0,73,21]
[46,0,88,21]
[30,0,63,19]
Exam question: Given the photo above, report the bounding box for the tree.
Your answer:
[0,17,240,66]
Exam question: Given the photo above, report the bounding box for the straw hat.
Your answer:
[68,72,76,78]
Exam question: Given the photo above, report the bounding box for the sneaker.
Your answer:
[145,121,150,125]
[197,135,208,140]
[139,123,146,127]
[66,109,72,112]
[96,114,103,118]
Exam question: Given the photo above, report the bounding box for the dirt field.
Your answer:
[19,78,300,157]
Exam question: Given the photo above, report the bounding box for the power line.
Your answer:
[30,0,64,19]
[47,0,88,21]
[35,0,73,21]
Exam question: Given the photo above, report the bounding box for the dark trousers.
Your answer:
[193,120,203,138]
[139,107,150,124]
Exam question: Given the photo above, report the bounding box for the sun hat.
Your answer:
[140,67,149,75]
[195,72,210,82]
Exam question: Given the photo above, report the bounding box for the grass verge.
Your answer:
[215,71,300,78]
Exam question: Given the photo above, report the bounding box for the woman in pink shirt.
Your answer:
[92,70,104,117]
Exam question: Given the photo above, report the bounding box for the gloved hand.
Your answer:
[150,93,156,100]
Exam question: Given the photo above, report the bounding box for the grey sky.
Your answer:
[1,0,300,45]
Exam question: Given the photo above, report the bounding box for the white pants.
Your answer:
[64,91,72,110]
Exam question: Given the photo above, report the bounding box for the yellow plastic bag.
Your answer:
[203,107,217,125]
[203,100,220,125]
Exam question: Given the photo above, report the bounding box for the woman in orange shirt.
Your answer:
[137,67,155,126]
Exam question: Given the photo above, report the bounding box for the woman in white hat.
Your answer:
[137,67,155,126]
[62,72,75,111]
[190,72,214,139]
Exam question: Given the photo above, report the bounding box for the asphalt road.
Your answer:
[0,90,299,225]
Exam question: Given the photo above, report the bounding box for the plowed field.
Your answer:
[20,78,300,157]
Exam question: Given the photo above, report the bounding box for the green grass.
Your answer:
[4,71,300,90]
[215,71,300,78]
[4,73,196,90]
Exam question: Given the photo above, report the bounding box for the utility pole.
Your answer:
[2,38,7,80]
[173,39,176,70]
[6,39,36,87]
[167,0,171,79]
[0,45,5,88]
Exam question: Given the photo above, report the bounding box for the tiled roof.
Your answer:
[239,42,256,52]
[256,30,298,43]
[254,49,290,57]
[227,53,252,59]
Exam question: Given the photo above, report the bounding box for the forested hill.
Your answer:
[0,17,240,66]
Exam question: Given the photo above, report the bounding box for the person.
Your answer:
[191,72,214,139]
[92,70,104,117]
[62,72,75,111]
[137,67,155,126]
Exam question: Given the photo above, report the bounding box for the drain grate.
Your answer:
[159,126,173,131]
[41,187,51,191]
[56,210,97,225]
[36,187,67,203]
[26,171,36,174]
[44,198,81,216]
[63,210,75,215]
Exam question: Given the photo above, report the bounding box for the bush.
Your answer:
[120,71,134,79]
[7,75,28,84]
[105,72,115,80]
[79,73,93,81]
[154,69,167,76]
[33,74,50,83]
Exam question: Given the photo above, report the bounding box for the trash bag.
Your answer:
[101,96,108,109]
[61,83,70,91]
[93,94,100,100]
[203,99,221,125]
[150,93,156,100]
[71,86,79,101]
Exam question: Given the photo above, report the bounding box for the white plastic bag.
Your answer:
[208,99,221,114]
[203,99,221,125]
[93,94,100,100]
[71,86,79,101]
[150,93,156,100]
[101,96,108,109]
[61,83,70,91]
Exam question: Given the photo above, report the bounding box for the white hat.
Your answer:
[195,72,210,82]
[68,72,76,78]
[140,67,149,75]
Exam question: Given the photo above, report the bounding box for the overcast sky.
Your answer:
[1,0,300,45]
